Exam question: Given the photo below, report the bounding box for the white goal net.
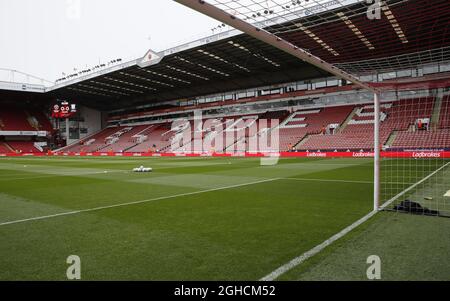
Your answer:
[379,85,450,217]
[174,0,450,214]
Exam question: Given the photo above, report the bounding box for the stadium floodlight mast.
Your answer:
[173,0,382,211]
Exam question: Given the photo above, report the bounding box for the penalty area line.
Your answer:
[261,161,450,281]
[0,177,281,227]
[282,178,415,185]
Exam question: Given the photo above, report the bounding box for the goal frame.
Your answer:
[173,0,382,211]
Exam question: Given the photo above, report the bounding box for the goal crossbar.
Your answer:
[173,0,381,211]
[173,0,377,93]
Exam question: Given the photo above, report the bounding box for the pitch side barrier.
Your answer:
[1,151,450,158]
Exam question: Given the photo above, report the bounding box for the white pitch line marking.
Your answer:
[0,170,125,182]
[282,178,372,184]
[0,177,281,227]
[0,162,234,182]
[444,190,450,197]
[261,161,450,281]
[281,178,414,185]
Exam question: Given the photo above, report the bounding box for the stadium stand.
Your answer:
[6,141,41,153]
[439,95,450,129]
[98,125,153,153]
[280,105,355,151]
[61,123,178,153]
[54,93,449,153]
[0,106,52,132]
[0,143,11,153]
[0,106,53,153]
[62,127,123,153]
[391,129,450,149]
[31,110,53,132]
[0,107,35,131]
[300,97,436,150]
[121,123,175,153]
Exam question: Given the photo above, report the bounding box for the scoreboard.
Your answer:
[51,100,77,119]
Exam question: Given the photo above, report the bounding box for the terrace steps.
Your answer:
[295,134,312,148]
[2,142,14,152]
[123,143,140,152]
[337,107,359,133]
[385,131,399,148]
[430,92,443,130]
[120,125,157,152]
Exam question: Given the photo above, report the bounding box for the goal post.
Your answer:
[376,83,450,217]
[172,0,450,215]
[173,0,381,212]
[374,92,381,211]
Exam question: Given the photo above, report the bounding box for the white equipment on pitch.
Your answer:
[133,166,153,173]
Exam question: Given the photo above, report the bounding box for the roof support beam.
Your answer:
[173,0,377,93]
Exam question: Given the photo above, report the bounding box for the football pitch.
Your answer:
[0,156,449,280]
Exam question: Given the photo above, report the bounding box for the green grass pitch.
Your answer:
[0,156,449,280]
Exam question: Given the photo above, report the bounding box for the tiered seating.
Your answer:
[303,130,389,150]
[56,96,447,153]
[0,143,11,153]
[205,112,284,152]
[0,106,52,153]
[301,97,435,150]
[0,107,35,131]
[257,110,289,136]
[7,141,40,153]
[381,98,434,132]
[128,125,155,145]
[101,125,151,152]
[62,127,123,153]
[175,115,258,153]
[134,112,284,153]
[246,111,289,152]
[127,123,176,152]
[391,129,450,149]
[32,110,53,132]
[279,106,354,151]
[439,95,450,129]
[221,115,260,151]
[171,120,199,152]
[0,107,52,132]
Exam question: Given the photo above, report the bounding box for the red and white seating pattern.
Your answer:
[101,125,154,153]
[279,106,354,151]
[61,127,121,153]
[0,107,53,132]
[301,98,436,150]
[439,95,450,129]
[56,96,450,153]
[0,106,53,153]
[204,112,286,152]
[127,123,177,153]
[391,129,450,149]
[5,141,41,153]
[0,143,11,153]
[0,107,35,131]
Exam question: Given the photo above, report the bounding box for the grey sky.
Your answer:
[0,0,220,82]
